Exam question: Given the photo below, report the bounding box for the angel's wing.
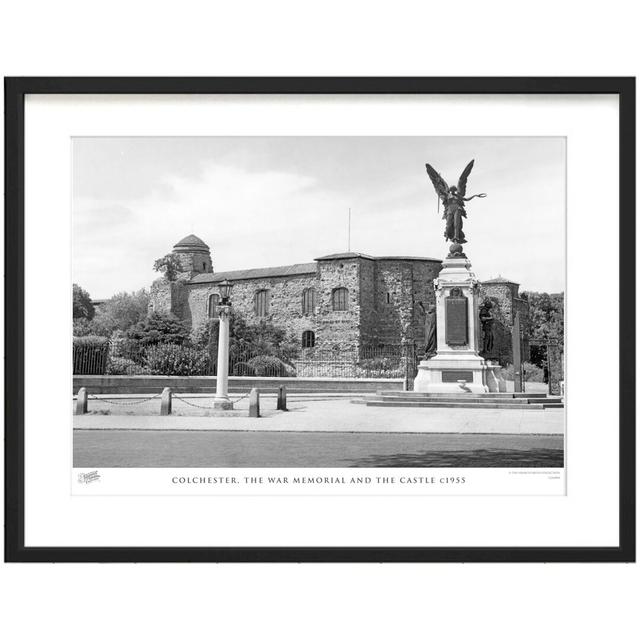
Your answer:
[425,164,449,200]
[456,159,474,197]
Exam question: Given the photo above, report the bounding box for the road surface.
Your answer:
[74,429,563,468]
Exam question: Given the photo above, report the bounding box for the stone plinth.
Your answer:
[414,251,504,394]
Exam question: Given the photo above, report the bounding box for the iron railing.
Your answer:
[72,339,419,381]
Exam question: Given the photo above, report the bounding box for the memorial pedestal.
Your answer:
[414,249,504,394]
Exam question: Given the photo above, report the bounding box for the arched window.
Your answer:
[302,330,315,348]
[332,287,349,311]
[207,293,219,318]
[302,287,317,315]
[254,289,270,317]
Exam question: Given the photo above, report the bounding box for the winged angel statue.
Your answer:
[425,160,486,245]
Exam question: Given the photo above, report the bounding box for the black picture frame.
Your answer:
[4,77,635,563]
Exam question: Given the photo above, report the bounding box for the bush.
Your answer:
[228,313,299,362]
[190,319,219,364]
[127,311,190,346]
[244,355,295,377]
[109,336,147,363]
[73,317,94,337]
[73,336,110,374]
[502,362,544,382]
[357,356,404,378]
[106,356,150,375]
[524,363,545,382]
[143,343,210,376]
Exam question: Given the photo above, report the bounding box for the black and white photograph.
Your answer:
[2,3,638,638]
[72,136,566,476]
[5,76,632,565]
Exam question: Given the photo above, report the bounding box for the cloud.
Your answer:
[73,163,352,297]
[73,140,566,299]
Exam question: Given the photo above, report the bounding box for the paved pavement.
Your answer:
[74,395,564,435]
[74,430,564,468]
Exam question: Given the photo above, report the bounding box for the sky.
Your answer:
[72,136,565,299]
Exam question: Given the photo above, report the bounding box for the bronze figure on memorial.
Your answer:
[418,301,437,359]
[425,159,486,247]
[479,299,495,355]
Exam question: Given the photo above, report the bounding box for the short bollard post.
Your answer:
[277,385,287,411]
[249,387,260,418]
[160,387,172,416]
[75,387,88,415]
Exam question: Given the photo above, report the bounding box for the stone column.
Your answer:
[214,305,233,409]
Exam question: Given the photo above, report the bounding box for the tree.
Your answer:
[91,289,150,335]
[72,284,95,320]
[153,253,182,282]
[227,312,299,361]
[522,291,564,369]
[126,310,190,345]
[191,312,299,362]
[524,292,564,342]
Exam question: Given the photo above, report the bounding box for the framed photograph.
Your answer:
[4,77,635,562]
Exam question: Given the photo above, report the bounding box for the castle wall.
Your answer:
[358,259,377,344]
[153,253,446,352]
[373,261,415,344]
[361,260,441,347]
[185,273,319,344]
[148,234,532,362]
[149,278,190,321]
[315,258,362,350]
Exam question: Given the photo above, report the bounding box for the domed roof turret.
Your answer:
[173,234,210,252]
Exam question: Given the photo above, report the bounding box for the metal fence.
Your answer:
[528,339,564,395]
[73,339,418,382]
[295,344,417,381]
[72,341,110,375]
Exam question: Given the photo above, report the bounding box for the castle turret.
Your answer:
[172,234,213,276]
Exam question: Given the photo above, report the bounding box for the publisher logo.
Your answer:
[78,470,101,484]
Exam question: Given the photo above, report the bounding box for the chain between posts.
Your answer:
[88,393,162,406]
[229,390,253,406]
[88,389,256,410]
[173,390,254,410]
[173,396,213,410]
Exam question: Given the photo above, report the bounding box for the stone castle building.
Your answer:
[150,234,528,361]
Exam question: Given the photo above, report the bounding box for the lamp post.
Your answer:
[213,279,233,410]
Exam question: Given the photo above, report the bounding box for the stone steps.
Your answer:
[365,400,563,410]
[364,391,564,410]
[376,390,548,398]
[375,394,562,405]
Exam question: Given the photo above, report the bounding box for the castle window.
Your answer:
[386,292,391,304]
[332,287,349,311]
[302,330,315,348]
[302,287,317,315]
[207,293,220,318]
[254,289,270,317]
